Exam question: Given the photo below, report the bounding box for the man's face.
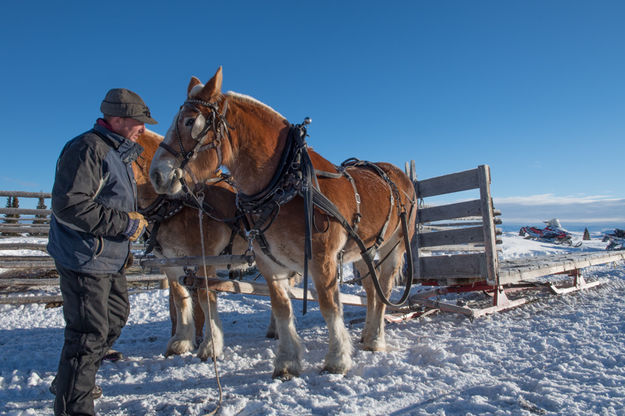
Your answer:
[109,117,145,142]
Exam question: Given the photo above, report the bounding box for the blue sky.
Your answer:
[1,1,623,224]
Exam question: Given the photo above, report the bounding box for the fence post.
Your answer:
[31,197,48,236]
[2,197,19,236]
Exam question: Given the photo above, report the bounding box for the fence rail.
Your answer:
[1,191,52,236]
[0,191,51,199]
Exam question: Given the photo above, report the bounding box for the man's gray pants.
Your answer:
[53,262,129,416]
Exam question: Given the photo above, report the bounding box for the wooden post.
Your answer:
[405,160,419,281]
[477,165,499,286]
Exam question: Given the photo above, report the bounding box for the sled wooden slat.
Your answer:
[418,226,485,248]
[418,200,482,223]
[139,255,252,268]
[417,168,480,198]
[498,251,625,285]
[419,253,486,280]
[202,278,368,307]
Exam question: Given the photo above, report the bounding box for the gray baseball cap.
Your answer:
[100,88,157,125]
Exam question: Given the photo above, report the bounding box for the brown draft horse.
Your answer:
[134,129,248,361]
[150,67,417,379]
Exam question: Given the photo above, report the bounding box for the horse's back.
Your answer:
[306,150,415,248]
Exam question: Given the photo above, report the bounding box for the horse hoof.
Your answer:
[362,343,386,352]
[321,365,348,375]
[166,339,194,356]
[197,342,223,362]
[363,346,386,352]
[272,369,295,381]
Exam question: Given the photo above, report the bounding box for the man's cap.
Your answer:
[100,88,157,125]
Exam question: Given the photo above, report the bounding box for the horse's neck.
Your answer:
[136,132,164,210]
[227,103,288,196]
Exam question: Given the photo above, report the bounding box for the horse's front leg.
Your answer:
[266,272,301,339]
[164,268,196,356]
[196,286,224,361]
[263,269,303,380]
[313,258,353,374]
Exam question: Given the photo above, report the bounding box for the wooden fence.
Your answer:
[0,191,51,236]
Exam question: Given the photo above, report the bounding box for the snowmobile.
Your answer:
[519,218,582,247]
[602,228,625,251]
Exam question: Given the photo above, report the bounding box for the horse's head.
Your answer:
[134,129,165,208]
[150,67,229,195]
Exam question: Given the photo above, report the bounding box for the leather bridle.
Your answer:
[158,97,232,175]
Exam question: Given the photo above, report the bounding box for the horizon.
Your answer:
[1,1,623,224]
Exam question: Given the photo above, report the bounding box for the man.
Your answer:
[47,88,156,415]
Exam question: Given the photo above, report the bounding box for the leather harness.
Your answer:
[158,97,416,313]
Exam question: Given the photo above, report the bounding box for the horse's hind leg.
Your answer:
[361,243,403,351]
[196,288,224,361]
[165,268,196,356]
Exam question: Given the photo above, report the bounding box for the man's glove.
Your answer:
[124,211,148,242]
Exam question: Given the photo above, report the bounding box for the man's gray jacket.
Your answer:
[47,122,143,274]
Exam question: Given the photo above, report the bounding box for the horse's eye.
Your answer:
[185,118,195,127]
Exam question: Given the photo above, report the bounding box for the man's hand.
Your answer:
[124,212,148,242]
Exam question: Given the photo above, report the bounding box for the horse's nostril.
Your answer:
[150,171,164,189]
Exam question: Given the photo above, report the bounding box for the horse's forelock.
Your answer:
[189,83,205,98]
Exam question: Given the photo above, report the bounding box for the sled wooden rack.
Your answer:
[401,163,625,319]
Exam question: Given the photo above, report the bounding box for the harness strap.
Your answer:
[143,221,161,255]
[314,169,343,179]
[240,215,286,268]
[311,187,415,307]
[341,168,361,233]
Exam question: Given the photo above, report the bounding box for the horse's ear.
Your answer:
[199,66,223,100]
[187,76,203,97]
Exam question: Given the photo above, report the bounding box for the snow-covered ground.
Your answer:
[1,231,624,415]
